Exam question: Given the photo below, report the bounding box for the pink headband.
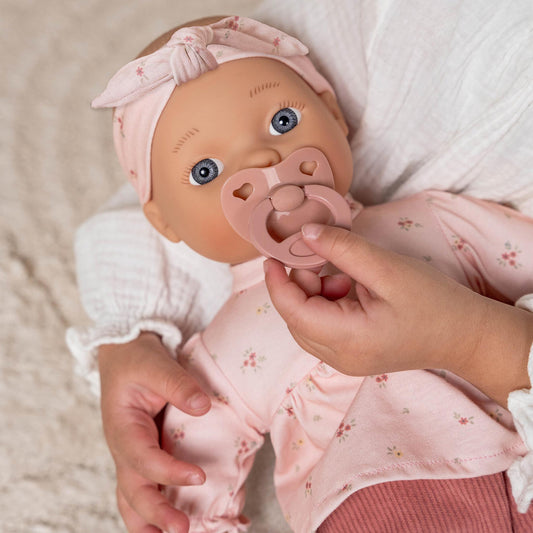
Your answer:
[91,16,334,204]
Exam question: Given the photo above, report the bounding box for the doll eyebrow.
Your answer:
[249,81,280,98]
[172,128,200,153]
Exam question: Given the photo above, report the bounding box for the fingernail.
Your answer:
[187,392,210,411]
[186,472,205,485]
[302,223,323,240]
[263,259,271,275]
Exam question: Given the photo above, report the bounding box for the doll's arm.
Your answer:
[65,186,234,531]
[427,191,533,511]
[426,191,533,304]
[65,185,232,394]
[161,336,266,532]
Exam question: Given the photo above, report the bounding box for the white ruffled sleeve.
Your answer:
[507,294,533,512]
[65,185,232,394]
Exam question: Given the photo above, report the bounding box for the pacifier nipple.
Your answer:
[270,185,305,212]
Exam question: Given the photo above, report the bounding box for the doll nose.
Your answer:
[241,147,282,169]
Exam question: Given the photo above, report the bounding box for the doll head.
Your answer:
[93,16,353,266]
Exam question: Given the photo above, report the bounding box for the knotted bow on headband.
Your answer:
[92,16,334,203]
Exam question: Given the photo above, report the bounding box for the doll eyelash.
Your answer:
[181,166,193,184]
[278,100,305,111]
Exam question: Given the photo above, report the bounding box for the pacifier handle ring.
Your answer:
[249,184,352,269]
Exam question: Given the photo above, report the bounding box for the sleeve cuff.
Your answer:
[65,319,183,396]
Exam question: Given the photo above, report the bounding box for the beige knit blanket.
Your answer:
[1,1,289,531]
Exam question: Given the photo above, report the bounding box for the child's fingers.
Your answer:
[117,486,162,533]
[264,258,353,345]
[117,471,190,533]
[263,259,321,333]
[301,224,399,292]
[112,408,205,487]
[289,267,322,297]
[146,350,212,416]
[320,272,352,300]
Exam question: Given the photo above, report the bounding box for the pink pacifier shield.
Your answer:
[220,147,352,269]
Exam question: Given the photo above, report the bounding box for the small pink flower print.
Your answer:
[451,235,470,253]
[256,302,271,314]
[304,375,316,392]
[387,445,403,458]
[285,383,295,395]
[227,16,241,31]
[454,412,474,425]
[340,483,353,493]
[284,405,295,418]
[241,348,265,372]
[171,424,185,442]
[398,217,423,231]
[135,64,148,83]
[129,169,137,181]
[234,437,257,461]
[291,439,305,451]
[336,419,355,442]
[305,478,312,497]
[375,374,389,388]
[114,115,125,138]
[237,439,249,455]
[273,37,281,47]
[182,35,194,43]
[276,403,296,418]
[497,242,522,269]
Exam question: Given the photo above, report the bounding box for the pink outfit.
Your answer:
[161,191,533,533]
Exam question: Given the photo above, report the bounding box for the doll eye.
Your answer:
[269,107,301,136]
[189,158,224,186]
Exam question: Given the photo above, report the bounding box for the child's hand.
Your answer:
[264,224,532,406]
[98,332,211,533]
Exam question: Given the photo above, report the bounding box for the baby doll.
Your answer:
[92,16,533,532]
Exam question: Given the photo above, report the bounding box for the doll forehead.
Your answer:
[162,58,312,147]
[168,58,311,111]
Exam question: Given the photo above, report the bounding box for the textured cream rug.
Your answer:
[1,1,291,531]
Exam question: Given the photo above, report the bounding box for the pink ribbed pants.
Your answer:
[318,473,533,532]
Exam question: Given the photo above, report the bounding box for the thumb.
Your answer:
[150,349,212,416]
[301,223,398,290]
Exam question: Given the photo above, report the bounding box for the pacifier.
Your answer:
[220,147,352,269]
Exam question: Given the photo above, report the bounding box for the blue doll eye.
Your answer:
[269,107,301,136]
[189,158,224,186]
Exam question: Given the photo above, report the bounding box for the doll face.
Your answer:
[147,57,353,264]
